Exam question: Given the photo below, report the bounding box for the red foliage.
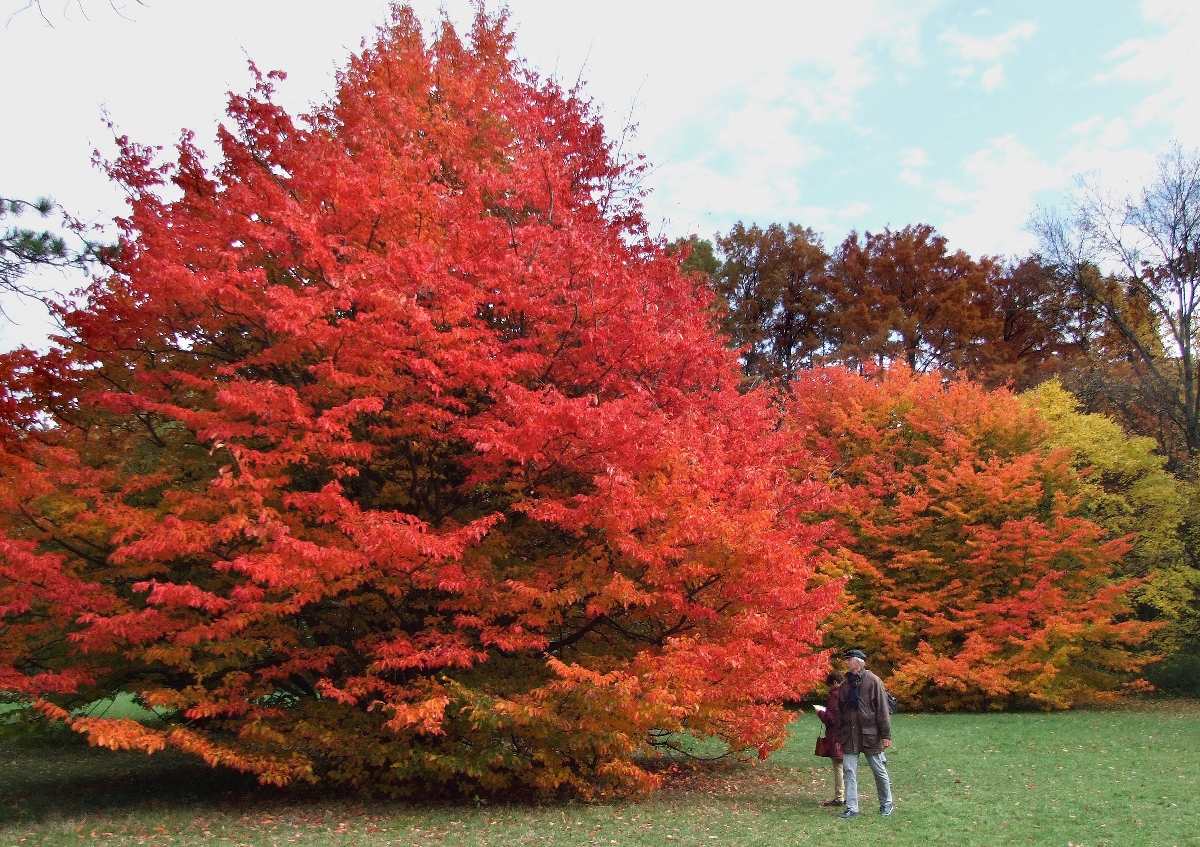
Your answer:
[0,7,843,796]
[786,365,1154,710]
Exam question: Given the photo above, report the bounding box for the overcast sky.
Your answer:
[3,0,1198,350]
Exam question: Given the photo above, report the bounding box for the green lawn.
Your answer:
[3,700,1198,847]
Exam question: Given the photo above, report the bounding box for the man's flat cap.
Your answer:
[843,649,868,661]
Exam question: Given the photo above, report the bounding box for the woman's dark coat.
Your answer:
[818,683,843,761]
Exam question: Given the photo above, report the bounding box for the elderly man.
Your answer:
[835,649,893,818]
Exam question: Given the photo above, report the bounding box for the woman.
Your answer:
[816,670,845,807]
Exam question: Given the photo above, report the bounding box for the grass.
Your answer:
[3,700,1199,847]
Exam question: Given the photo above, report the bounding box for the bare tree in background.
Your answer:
[1033,144,1200,463]
[6,0,145,26]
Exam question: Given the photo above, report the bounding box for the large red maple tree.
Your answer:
[0,8,843,796]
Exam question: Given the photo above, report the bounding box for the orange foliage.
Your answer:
[786,366,1155,710]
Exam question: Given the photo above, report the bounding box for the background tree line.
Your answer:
[679,147,1200,696]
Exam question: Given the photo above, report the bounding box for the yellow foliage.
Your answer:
[1022,379,1199,655]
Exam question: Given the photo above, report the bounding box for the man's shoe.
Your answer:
[820,799,845,807]
[880,803,894,816]
[837,809,860,819]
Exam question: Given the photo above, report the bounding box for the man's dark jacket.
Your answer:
[836,669,891,755]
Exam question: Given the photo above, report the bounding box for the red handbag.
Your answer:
[814,735,831,757]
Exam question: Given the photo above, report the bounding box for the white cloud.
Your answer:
[926,113,1163,262]
[1101,0,1200,144]
[940,21,1037,91]
[651,103,822,233]
[934,135,1062,257]
[5,0,1200,358]
[632,0,941,234]
[0,293,62,354]
[941,21,1038,62]
[899,147,929,186]
[1059,118,1158,197]
[790,202,873,238]
[715,105,823,171]
[980,65,1005,91]
[890,26,924,66]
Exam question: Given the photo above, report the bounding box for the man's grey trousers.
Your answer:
[842,752,892,813]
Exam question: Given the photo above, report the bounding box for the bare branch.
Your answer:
[6,0,147,27]
[1031,143,1200,457]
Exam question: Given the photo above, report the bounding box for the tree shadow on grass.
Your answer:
[1,721,840,827]
[1,730,272,824]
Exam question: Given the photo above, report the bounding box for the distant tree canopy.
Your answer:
[708,222,831,384]
[693,222,1102,392]
[669,234,720,279]
[831,224,1000,374]
[690,145,1200,474]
